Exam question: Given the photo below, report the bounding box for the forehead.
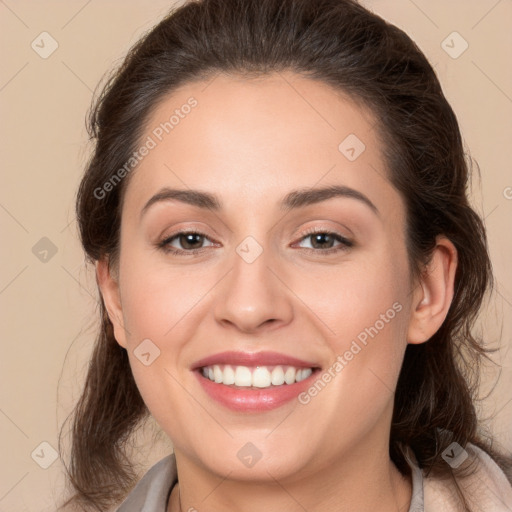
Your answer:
[122,71,397,220]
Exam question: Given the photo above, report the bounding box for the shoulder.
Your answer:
[423,443,512,512]
[116,453,177,512]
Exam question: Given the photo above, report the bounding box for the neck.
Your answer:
[168,442,412,512]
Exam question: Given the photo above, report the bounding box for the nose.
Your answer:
[213,243,294,334]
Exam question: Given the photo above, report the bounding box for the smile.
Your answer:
[192,351,321,412]
[201,364,314,388]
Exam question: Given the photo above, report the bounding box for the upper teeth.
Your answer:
[201,365,313,388]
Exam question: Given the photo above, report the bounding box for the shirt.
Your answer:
[116,443,512,511]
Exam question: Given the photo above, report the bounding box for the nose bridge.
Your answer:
[212,232,293,332]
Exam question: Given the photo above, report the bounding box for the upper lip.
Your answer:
[191,351,320,370]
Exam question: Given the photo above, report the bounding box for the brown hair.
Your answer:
[59,0,512,510]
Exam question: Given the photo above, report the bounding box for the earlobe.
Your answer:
[96,258,128,348]
[407,237,458,345]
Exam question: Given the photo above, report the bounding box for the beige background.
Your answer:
[0,0,511,510]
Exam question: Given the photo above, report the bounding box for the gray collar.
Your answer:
[117,451,424,511]
[117,454,177,512]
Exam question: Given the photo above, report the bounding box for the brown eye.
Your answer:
[158,230,215,255]
[176,233,205,250]
[309,232,337,249]
[295,229,353,255]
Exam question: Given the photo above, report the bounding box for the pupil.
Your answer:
[313,233,333,249]
[182,233,202,249]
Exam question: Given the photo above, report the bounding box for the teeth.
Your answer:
[201,365,314,388]
[302,368,313,380]
[284,366,296,384]
[253,366,271,388]
[223,365,235,385]
[234,366,252,386]
[213,365,223,383]
[271,366,285,386]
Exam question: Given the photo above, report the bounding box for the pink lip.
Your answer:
[191,350,318,370]
[191,351,321,412]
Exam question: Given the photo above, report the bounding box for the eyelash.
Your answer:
[157,227,353,257]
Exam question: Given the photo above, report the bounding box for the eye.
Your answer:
[293,228,353,255]
[157,230,216,255]
[157,228,353,256]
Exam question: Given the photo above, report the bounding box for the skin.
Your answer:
[97,71,457,512]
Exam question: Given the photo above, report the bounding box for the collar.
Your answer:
[117,450,425,512]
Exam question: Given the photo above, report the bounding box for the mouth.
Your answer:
[192,351,321,412]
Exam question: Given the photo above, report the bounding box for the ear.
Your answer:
[407,236,458,344]
[96,258,128,348]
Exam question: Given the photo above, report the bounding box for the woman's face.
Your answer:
[102,71,424,481]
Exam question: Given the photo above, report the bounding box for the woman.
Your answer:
[59,0,512,510]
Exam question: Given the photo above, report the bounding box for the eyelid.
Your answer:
[157,228,216,252]
[293,224,352,241]
[157,222,217,243]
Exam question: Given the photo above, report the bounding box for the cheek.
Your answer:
[308,245,410,395]
[303,250,407,346]
[126,354,204,450]
[115,250,221,434]
[118,268,202,441]
[290,262,409,468]
[118,247,212,343]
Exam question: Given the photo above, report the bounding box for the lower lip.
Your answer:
[194,369,319,412]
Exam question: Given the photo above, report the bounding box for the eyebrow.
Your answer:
[140,184,379,218]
